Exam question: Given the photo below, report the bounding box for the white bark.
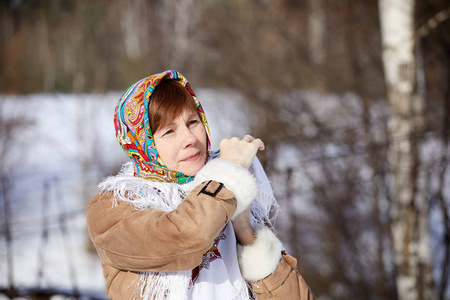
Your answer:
[378,0,435,299]
[121,0,149,59]
[307,0,326,66]
[159,0,197,68]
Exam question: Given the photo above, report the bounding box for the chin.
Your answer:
[183,162,205,177]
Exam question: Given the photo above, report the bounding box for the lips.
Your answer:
[181,152,200,162]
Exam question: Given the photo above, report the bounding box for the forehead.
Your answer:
[159,108,200,127]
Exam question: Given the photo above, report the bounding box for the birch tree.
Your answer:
[158,0,201,70]
[378,0,435,299]
[120,0,148,59]
[307,0,326,66]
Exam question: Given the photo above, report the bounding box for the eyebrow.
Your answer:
[157,111,199,132]
[187,111,199,118]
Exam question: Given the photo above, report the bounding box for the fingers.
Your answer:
[251,138,265,151]
[242,135,254,143]
[242,135,265,151]
[219,135,265,169]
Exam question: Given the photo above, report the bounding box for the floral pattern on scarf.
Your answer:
[114,70,211,184]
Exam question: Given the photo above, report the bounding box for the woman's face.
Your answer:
[153,109,207,176]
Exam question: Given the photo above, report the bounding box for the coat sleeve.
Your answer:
[86,159,258,273]
[237,227,316,300]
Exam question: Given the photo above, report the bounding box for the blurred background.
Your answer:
[0,0,449,299]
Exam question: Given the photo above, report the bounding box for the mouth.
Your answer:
[181,152,200,162]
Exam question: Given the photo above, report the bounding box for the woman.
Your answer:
[86,70,315,300]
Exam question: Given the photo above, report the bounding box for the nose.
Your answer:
[180,125,197,148]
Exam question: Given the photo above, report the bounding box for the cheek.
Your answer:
[195,126,207,149]
[154,139,174,166]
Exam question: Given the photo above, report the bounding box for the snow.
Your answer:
[0,90,251,298]
[0,89,447,298]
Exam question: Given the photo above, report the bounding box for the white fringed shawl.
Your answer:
[98,159,279,300]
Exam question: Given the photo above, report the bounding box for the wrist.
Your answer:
[233,223,256,245]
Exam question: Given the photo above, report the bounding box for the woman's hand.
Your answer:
[219,135,263,244]
[220,135,264,245]
[219,135,265,169]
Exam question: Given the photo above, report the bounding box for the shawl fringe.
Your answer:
[97,160,279,300]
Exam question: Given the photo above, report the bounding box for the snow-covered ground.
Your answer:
[0,90,448,299]
[0,90,252,298]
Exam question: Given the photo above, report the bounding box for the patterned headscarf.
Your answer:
[114,70,211,184]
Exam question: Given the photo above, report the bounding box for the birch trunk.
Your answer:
[378,0,435,299]
[160,0,197,69]
[120,0,148,59]
[307,0,326,66]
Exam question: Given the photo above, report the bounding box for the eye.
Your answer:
[187,119,198,126]
[187,116,201,126]
[156,127,173,137]
[162,129,174,136]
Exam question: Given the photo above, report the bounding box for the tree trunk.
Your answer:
[307,0,325,66]
[378,0,435,299]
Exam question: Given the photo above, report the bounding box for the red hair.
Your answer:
[149,79,199,134]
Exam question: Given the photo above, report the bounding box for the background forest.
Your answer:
[1,0,450,299]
